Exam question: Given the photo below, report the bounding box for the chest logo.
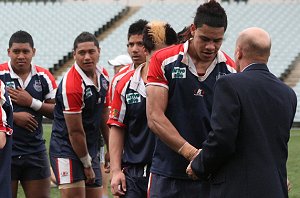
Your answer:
[216,72,227,80]
[126,93,141,104]
[33,80,42,92]
[172,67,186,79]
[85,87,93,98]
[194,88,204,97]
[6,81,16,89]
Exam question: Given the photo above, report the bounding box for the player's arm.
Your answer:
[146,85,198,161]
[0,132,6,149]
[64,112,95,184]
[109,125,126,196]
[7,87,55,119]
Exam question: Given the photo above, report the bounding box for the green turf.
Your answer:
[17,125,299,197]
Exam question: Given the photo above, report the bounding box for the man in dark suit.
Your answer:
[186,27,297,198]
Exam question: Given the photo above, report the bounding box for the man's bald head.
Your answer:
[235,27,271,71]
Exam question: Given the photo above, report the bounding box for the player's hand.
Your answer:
[13,112,38,132]
[111,170,126,196]
[84,166,95,185]
[104,151,110,173]
[7,87,33,107]
[186,161,199,180]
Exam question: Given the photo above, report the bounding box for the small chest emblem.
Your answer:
[33,80,42,92]
[6,81,16,89]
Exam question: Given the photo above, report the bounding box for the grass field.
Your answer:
[17,124,300,198]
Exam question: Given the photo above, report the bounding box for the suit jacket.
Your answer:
[191,64,297,198]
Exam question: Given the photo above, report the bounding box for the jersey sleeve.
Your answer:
[107,77,129,128]
[36,66,58,100]
[61,73,84,114]
[0,81,13,135]
[147,52,169,89]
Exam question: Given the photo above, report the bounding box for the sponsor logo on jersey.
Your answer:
[194,88,204,97]
[6,81,15,89]
[126,93,141,104]
[172,67,186,79]
[33,80,42,92]
[85,87,93,98]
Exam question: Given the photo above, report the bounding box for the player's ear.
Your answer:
[190,24,196,37]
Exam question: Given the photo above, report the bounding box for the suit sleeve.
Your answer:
[191,76,241,180]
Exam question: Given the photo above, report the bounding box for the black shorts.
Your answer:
[121,164,150,198]
[50,155,102,187]
[11,151,51,181]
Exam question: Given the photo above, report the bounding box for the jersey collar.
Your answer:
[129,63,146,97]
[74,62,101,88]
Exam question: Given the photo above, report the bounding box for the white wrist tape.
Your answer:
[30,98,43,111]
[80,154,92,168]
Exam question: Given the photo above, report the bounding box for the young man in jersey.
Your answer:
[0,30,57,198]
[108,19,148,104]
[0,80,13,198]
[108,21,178,198]
[49,32,110,198]
[146,1,236,197]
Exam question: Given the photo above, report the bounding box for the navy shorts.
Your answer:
[148,173,210,198]
[11,151,51,181]
[121,164,150,198]
[50,155,102,187]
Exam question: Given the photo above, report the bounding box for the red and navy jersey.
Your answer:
[0,80,13,198]
[0,61,57,157]
[50,63,109,159]
[146,41,236,179]
[108,63,134,106]
[107,64,155,165]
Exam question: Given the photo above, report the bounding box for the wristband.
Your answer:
[80,153,92,168]
[30,98,43,111]
[178,142,198,161]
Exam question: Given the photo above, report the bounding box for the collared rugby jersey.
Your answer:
[50,63,109,159]
[0,79,13,198]
[107,64,155,165]
[146,41,236,179]
[108,63,134,106]
[0,61,57,156]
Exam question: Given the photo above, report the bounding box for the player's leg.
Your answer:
[86,186,102,198]
[11,180,19,198]
[59,181,85,198]
[21,178,50,198]
[100,146,109,198]
[20,151,51,198]
[85,155,103,198]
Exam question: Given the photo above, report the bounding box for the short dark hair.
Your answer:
[73,32,99,51]
[194,0,227,31]
[127,19,148,40]
[143,21,178,53]
[9,30,34,48]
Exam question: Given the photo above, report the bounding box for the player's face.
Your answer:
[127,34,146,67]
[73,41,100,75]
[191,24,224,63]
[8,43,35,71]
